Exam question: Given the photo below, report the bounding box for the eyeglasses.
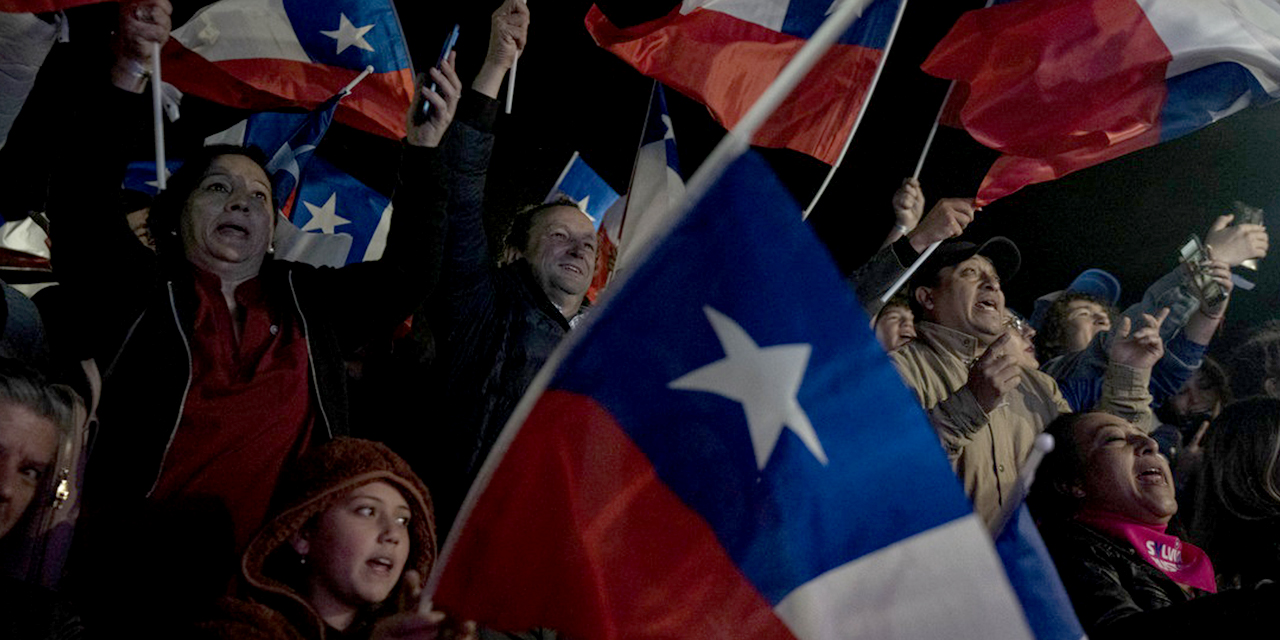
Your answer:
[1004,314,1035,339]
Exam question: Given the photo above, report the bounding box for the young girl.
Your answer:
[199,438,473,640]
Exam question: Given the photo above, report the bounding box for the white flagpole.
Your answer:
[878,0,997,303]
[877,80,955,304]
[616,80,659,242]
[341,65,375,96]
[424,0,879,597]
[151,41,166,191]
[506,0,525,114]
[802,0,911,220]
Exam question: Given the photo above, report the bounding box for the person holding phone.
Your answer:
[48,0,461,628]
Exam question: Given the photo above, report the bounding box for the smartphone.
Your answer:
[1178,235,1227,308]
[1231,200,1264,226]
[413,24,460,125]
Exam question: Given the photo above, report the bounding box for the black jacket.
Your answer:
[416,91,575,534]
[47,81,447,587]
[1042,519,1278,639]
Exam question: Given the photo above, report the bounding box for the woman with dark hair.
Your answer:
[1188,397,1280,589]
[45,0,459,616]
[1030,411,1278,638]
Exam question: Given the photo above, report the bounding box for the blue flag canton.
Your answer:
[123,160,186,196]
[285,0,411,73]
[550,151,972,605]
[781,0,900,49]
[291,156,390,264]
[547,158,619,231]
[244,97,340,210]
[1160,61,1274,141]
[643,85,681,176]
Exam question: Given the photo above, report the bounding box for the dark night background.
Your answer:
[6,0,1279,350]
[403,0,1280,352]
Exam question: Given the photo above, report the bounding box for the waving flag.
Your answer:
[613,82,685,281]
[429,150,1039,639]
[205,94,341,211]
[585,0,905,165]
[284,155,393,266]
[545,152,620,231]
[923,0,1280,203]
[163,0,415,140]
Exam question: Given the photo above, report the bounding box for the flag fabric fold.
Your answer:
[613,82,685,283]
[585,0,903,165]
[924,0,1280,203]
[164,0,415,140]
[430,150,1040,639]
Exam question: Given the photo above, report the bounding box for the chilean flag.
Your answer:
[427,150,1042,639]
[585,0,904,165]
[545,152,622,231]
[163,0,415,140]
[923,0,1280,204]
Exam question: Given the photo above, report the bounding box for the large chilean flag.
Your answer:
[585,0,904,165]
[427,150,1040,639]
[923,0,1280,204]
[162,0,415,140]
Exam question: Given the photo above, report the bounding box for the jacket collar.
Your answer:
[915,321,988,363]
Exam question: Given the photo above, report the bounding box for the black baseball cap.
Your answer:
[908,236,1021,296]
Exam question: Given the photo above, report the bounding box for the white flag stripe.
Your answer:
[683,0,790,30]
[774,515,1034,640]
[172,0,310,64]
[1142,0,1280,92]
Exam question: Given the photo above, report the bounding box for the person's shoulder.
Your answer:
[192,597,309,640]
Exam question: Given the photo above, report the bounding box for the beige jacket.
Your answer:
[892,322,1153,526]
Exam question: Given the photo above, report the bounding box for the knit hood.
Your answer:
[239,438,436,637]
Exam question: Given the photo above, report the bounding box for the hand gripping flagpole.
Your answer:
[506,0,525,114]
[151,41,166,191]
[877,0,997,304]
[424,0,880,598]
[802,0,910,220]
[876,80,955,303]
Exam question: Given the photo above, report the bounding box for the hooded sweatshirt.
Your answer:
[196,438,435,640]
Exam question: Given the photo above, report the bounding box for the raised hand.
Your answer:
[406,52,463,148]
[112,0,173,92]
[371,570,479,640]
[474,0,531,98]
[1205,214,1269,267]
[966,332,1024,413]
[1109,308,1170,371]
[908,197,978,253]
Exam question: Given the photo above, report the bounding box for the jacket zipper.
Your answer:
[145,282,194,497]
[289,271,333,438]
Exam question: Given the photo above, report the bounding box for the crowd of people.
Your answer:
[2,0,1280,638]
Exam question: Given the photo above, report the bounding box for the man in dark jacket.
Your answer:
[417,0,593,535]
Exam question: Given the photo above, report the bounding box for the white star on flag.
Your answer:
[144,167,173,190]
[320,13,376,55]
[660,114,675,140]
[301,193,351,234]
[267,143,317,182]
[669,305,827,470]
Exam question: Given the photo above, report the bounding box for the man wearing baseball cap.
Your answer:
[890,237,1163,526]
